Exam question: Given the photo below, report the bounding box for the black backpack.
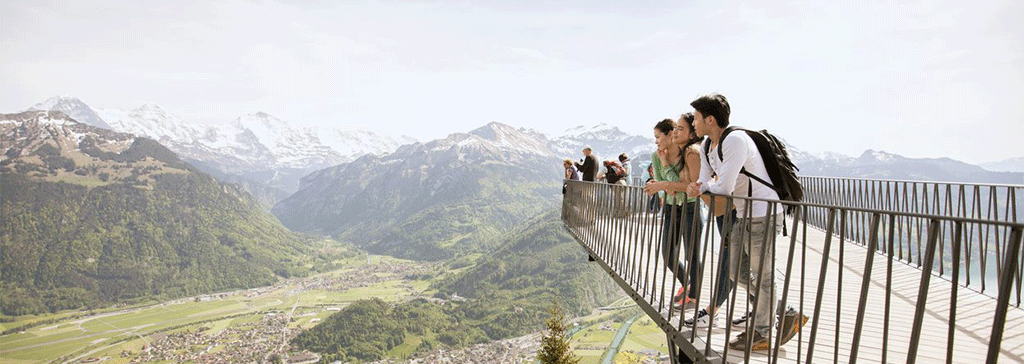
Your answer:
[704,127,803,206]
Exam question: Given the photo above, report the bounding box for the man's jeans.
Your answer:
[729,213,782,336]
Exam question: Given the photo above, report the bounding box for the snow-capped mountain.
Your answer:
[555,123,653,156]
[793,149,1022,183]
[29,96,113,130]
[99,104,199,144]
[1,110,314,315]
[199,112,343,170]
[24,97,417,202]
[981,157,1024,173]
[273,121,563,259]
[554,123,655,174]
[317,127,417,161]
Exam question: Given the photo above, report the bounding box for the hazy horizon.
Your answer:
[3,0,1021,164]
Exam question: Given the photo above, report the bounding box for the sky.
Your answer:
[2,0,1021,164]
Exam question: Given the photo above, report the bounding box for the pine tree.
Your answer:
[537,304,580,364]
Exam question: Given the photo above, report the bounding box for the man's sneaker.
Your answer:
[731,311,750,328]
[684,308,718,328]
[777,313,809,346]
[728,330,771,351]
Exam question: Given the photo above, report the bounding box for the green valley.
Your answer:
[0,253,430,364]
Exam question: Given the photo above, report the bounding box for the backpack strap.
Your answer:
[702,138,717,179]
[719,127,776,190]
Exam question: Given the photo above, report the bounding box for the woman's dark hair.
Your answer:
[679,112,702,149]
[654,118,675,135]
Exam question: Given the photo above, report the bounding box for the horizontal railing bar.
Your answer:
[566,180,1023,228]
[801,175,1024,189]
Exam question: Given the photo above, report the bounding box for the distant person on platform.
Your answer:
[601,160,626,185]
[575,147,597,182]
[602,159,628,217]
[618,153,631,185]
[685,93,808,351]
[564,158,581,181]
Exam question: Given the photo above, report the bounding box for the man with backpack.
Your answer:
[603,159,628,217]
[617,153,631,185]
[602,160,625,184]
[685,93,808,352]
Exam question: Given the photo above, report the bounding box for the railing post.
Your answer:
[987,227,1023,363]
[849,213,881,364]
[804,208,836,364]
[907,219,941,364]
[946,221,963,364]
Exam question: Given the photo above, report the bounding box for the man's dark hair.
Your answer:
[654,118,675,135]
[690,93,730,128]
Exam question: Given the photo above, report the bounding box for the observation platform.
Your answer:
[561,178,1023,363]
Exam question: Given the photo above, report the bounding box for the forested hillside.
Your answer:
[290,208,621,361]
[273,122,562,261]
[1,111,312,315]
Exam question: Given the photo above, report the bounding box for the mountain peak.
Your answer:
[469,121,518,139]
[561,123,626,139]
[31,96,86,110]
[858,149,898,162]
[27,96,113,130]
[135,103,164,111]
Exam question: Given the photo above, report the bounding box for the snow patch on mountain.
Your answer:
[28,96,113,130]
[859,149,899,163]
[99,104,199,143]
[981,157,1024,173]
[316,126,416,160]
[25,97,419,192]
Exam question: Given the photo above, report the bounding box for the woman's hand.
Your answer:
[645,181,675,196]
[657,149,670,167]
[686,181,702,198]
[643,180,660,195]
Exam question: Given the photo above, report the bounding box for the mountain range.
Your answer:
[981,157,1024,173]
[0,110,314,315]
[272,122,568,260]
[790,148,1023,184]
[28,96,416,204]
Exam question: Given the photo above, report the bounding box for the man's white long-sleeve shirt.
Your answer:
[698,130,781,218]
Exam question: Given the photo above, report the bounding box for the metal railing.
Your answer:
[801,176,1023,302]
[561,178,1023,364]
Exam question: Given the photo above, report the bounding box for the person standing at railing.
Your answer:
[574,147,597,182]
[671,112,746,330]
[644,118,703,310]
[685,93,808,351]
[601,159,630,217]
[563,158,581,181]
[618,153,631,185]
[562,158,581,195]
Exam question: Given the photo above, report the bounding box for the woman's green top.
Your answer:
[651,151,698,206]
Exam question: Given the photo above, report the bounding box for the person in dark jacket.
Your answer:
[574,147,597,182]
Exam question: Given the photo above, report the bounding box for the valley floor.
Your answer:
[0,255,433,364]
[1,258,669,364]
